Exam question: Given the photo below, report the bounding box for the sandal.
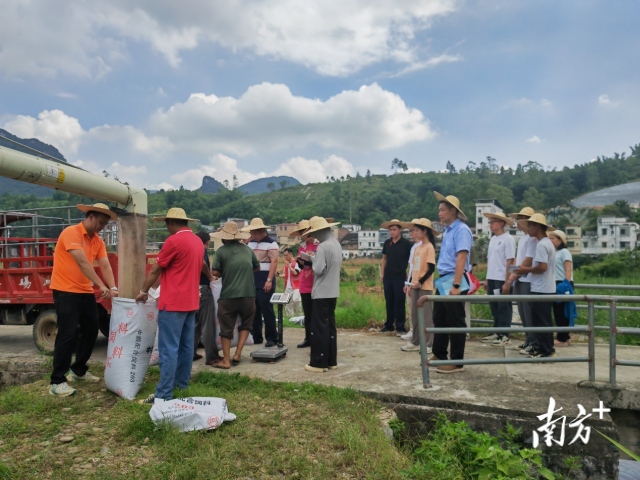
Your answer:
[231,358,241,366]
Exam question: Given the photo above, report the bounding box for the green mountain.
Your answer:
[199,175,300,196]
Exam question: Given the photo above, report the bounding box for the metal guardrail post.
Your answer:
[610,301,617,387]
[417,305,431,388]
[588,301,595,383]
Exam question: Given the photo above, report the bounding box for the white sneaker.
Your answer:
[66,371,100,383]
[49,382,76,397]
[400,330,413,341]
[490,336,511,347]
[481,333,498,343]
[401,343,420,352]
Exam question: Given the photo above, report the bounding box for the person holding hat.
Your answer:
[379,219,413,334]
[303,216,342,373]
[292,220,319,348]
[547,230,574,347]
[481,212,516,347]
[400,219,438,353]
[432,192,473,374]
[514,213,557,359]
[210,221,261,368]
[507,207,536,352]
[241,218,280,347]
[136,208,205,404]
[48,203,119,396]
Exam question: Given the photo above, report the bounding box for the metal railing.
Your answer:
[416,293,640,389]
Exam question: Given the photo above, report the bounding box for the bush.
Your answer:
[579,247,640,278]
[357,263,378,281]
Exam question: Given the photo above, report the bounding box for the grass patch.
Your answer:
[0,365,407,479]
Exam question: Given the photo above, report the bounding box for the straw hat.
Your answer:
[483,212,514,226]
[210,221,250,240]
[517,213,556,231]
[76,203,117,221]
[548,229,567,246]
[402,218,440,236]
[289,220,311,237]
[433,192,467,221]
[302,216,340,235]
[240,217,269,232]
[152,207,198,222]
[381,219,404,229]
[508,206,535,218]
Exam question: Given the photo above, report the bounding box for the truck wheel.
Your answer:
[33,310,58,353]
[98,305,110,338]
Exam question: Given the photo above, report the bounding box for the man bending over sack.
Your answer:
[136,208,204,404]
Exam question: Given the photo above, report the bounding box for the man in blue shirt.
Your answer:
[432,192,473,374]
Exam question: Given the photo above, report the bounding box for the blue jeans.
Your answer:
[383,277,406,332]
[156,309,196,400]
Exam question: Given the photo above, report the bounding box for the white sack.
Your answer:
[149,396,236,432]
[211,279,254,349]
[104,298,158,400]
[149,330,160,366]
[288,316,305,325]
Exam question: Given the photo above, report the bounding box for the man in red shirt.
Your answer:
[136,208,204,404]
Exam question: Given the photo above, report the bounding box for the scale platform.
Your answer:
[250,293,291,363]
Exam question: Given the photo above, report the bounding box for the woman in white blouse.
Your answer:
[548,230,573,347]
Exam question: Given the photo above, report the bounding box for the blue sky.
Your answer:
[1,0,639,190]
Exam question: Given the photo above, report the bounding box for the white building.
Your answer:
[342,224,361,232]
[358,229,380,256]
[475,199,523,238]
[582,216,640,255]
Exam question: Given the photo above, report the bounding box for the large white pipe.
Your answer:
[0,146,147,214]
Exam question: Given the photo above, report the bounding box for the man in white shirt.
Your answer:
[507,207,535,351]
[481,212,516,347]
[514,213,556,358]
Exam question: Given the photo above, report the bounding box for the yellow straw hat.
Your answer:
[380,219,404,229]
[508,206,535,218]
[76,203,117,221]
[152,207,198,222]
[302,216,340,235]
[433,192,467,221]
[548,229,567,246]
[289,220,311,237]
[517,213,556,231]
[402,218,440,236]
[240,217,269,232]
[483,212,515,226]
[210,221,251,240]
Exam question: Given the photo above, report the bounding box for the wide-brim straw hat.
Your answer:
[76,203,117,221]
[240,217,269,232]
[433,192,467,221]
[508,206,535,218]
[402,218,440,236]
[289,220,311,237]
[381,219,404,229]
[483,212,514,226]
[517,213,556,231]
[211,221,250,240]
[548,229,567,245]
[152,207,198,222]
[302,216,340,235]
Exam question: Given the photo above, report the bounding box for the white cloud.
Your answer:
[272,155,355,184]
[526,135,541,143]
[391,53,462,77]
[598,94,618,106]
[4,110,84,154]
[56,92,79,99]
[150,82,435,155]
[171,154,264,190]
[0,0,457,79]
[506,98,553,109]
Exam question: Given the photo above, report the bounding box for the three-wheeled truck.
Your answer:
[0,207,158,352]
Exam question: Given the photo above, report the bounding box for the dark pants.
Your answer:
[51,290,99,385]
[531,292,555,356]
[432,288,468,368]
[301,292,313,341]
[252,288,277,344]
[487,279,513,337]
[383,277,406,332]
[553,280,573,342]
[514,281,536,348]
[194,285,217,359]
[309,298,337,369]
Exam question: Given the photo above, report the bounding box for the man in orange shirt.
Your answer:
[49,203,118,397]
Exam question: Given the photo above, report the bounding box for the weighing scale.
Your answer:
[250,292,291,363]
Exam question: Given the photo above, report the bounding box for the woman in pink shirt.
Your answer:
[291,220,319,349]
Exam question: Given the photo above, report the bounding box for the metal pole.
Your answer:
[417,303,431,388]
[278,304,284,348]
[588,301,595,383]
[610,301,617,387]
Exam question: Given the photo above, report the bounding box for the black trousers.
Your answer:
[252,288,277,343]
[432,288,468,367]
[51,290,99,385]
[383,277,406,331]
[309,298,337,369]
[553,280,573,342]
[300,292,313,341]
[531,292,555,355]
[487,279,512,336]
